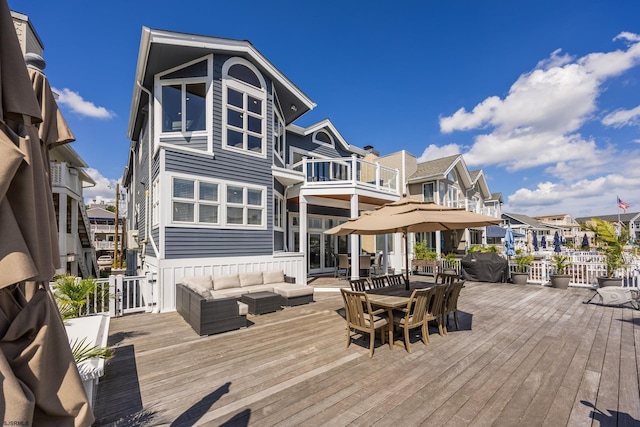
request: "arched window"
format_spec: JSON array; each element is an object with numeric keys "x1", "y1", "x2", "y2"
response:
[
  {"x1": 222, "y1": 58, "x2": 267, "y2": 157},
  {"x1": 313, "y1": 130, "x2": 333, "y2": 146}
]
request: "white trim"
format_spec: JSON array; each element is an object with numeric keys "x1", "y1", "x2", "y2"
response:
[
  {"x1": 221, "y1": 57, "x2": 267, "y2": 159},
  {"x1": 273, "y1": 190, "x2": 284, "y2": 231},
  {"x1": 153, "y1": 54, "x2": 214, "y2": 155}
]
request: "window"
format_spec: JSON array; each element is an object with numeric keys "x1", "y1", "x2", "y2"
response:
[
  {"x1": 423, "y1": 182, "x2": 435, "y2": 202},
  {"x1": 273, "y1": 110, "x2": 285, "y2": 161},
  {"x1": 158, "y1": 59, "x2": 209, "y2": 134},
  {"x1": 313, "y1": 130, "x2": 333, "y2": 146},
  {"x1": 226, "y1": 185, "x2": 264, "y2": 226},
  {"x1": 438, "y1": 182, "x2": 446, "y2": 205},
  {"x1": 222, "y1": 58, "x2": 267, "y2": 157},
  {"x1": 171, "y1": 177, "x2": 219, "y2": 225},
  {"x1": 447, "y1": 168, "x2": 458, "y2": 183},
  {"x1": 274, "y1": 192, "x2": 284, "y2": 230},
  {"x1": 448, "y1": 185, "x2": 458, "y2": 207}
]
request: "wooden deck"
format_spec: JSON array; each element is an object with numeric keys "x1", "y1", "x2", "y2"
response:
[{"x1": 93, "y1": 280, "x2": 640, "y2": 426}]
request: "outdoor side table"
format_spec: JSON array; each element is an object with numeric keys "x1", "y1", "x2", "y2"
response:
[{"x1": 241, "y1": 292, "x2": 283, "y2": 315}]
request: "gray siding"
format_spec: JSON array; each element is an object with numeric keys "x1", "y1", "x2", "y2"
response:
[
  {"x1": 160, "y1": 135, "x2": 208, "y2": 151},
  {"x1": 286, "y1": 130, "x2": 353, "y2": 164},
  {"x1": 160, "y1": 54, "x2": 275, "y2": 259},
  {"x1": 274, "y1": 179, "x2": 284, "y2": 195},
  {"x1": 165, "y1": 227, "x2": 272, "y2": 258}
]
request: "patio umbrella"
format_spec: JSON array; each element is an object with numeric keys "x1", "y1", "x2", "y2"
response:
[
  {"x1": 540, "y1": 235, "x2": 547, "y2": 249},
  {"x1": 0, "y1": 0, "x2": 93, "y2": 424},
  {"x1": 532, "y1": 231, "x2": 539, "y2": 252},
  {"x1": 582, "y1": 233, "x2": 590, "y2": 250},
  {"x1": 325, "y1": 197, "x2": 501, "y2": 288},
  {"x1": 527, "y1": 230, "x2": 533, "y2": 253},
  {"x1": 504, "y1": 226, "x2": 515, "y2": 258},
  {"x1": 553, "y1": 231, "x2": 562, "y2": 253}
]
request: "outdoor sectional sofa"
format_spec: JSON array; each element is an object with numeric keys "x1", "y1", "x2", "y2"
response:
[{"x1": 176, "y1": 270, "x2": 314, "y2": 335}]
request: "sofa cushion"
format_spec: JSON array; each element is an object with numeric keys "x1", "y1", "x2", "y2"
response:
[
  {"x1": 244, "y1": 285, "x2": 274, "y2": 293},
  {"x1": 239, "y1": 272, "x2": 264, "y2": 287},
  {"x1": 213, "y1": 274, "x2": 241, "y2": 290},
  {"x1": 262, "y1": 270, "x2": 285, "y2": 284},
  {"x1": 182, "y1": 275, "x2": 213, "y2": 297},
  {"x1": 272, "y1": 284, "x2": 314, "y2": 298},
  {"x1": 209, "y1": 288, "x2": 247, "y2": 299}
]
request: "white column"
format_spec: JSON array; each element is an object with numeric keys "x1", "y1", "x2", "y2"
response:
[
  {"x1": 300, "y1": 193, "x2": 308, "y2": 279},
  {"x1": 435, "y1": 230, "x2": 442, "y2": 256},
  {"x1": 382, "y1": 234, "x2": 389, "y2": 274},
  {"x1": 350, "y1": 193, "x2": 359, "y2": 279}
]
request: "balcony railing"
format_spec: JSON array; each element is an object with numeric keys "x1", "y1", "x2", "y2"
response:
[
  {"x1": 292, "y1": 156, "x2": 399, "y2": 194},
  {"x1": 50, "y1": 162, "x2": 82, "y2": 196}
]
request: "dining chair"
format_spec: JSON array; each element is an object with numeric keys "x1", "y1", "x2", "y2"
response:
[
  {"x1": 369, "y1": 276, "x2": 387, "y2": 289},
  {"x1": 340, "y1": 288, "x2": 391, "y2": 357},
  {"x1": 349, "y1": 278, "x2": 370, "y2": 292},
  {"x1": 441, "y1": 281, "x2": 465, "y2": 334},
  {"x1": 428, "y1": 284, "x2": 448, "y2": 336},
  {"x1": 436, "y1": 271, "x2": 459, "y2": 285},
  {"x1": 369, "y1": 251, "x2": 385, "y2": 277},
  {"x1": 386, "y1": 274, "x2": 405, "y2": 287},
  {"x1": 336, "y1": 254, "x2": 350, "y2": 280},
  {"x1": 392, "y1": 287, "x2": 434, "y2": 353},
  {"x1": 359, "y1": 254, "x2": 372, "y2": 277}
]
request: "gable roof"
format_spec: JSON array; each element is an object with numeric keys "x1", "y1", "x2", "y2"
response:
[
  {"x1": 287, "y1": 118, "x2": 367, "y2": 156},
  {"x1": 575, "y1": 212, "x2": 640, "y2": 224},
  {"x1": 128, "y1": 27, "x2": 316, "y2": 140},
  {"x1": 408, "y1": 154, "x2": 473, "y2": 189},
  {"x1": 502, "y1": 212, "x2": 556, "y2": 230}
]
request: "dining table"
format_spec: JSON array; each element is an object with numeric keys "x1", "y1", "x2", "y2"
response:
[{"x1": 366, "y1": 293, "x2": 409, "y2": 348}]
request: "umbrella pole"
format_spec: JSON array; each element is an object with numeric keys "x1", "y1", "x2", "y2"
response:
[{"x1": 404, "y1": 230, "x2": 410, "y2": 290}]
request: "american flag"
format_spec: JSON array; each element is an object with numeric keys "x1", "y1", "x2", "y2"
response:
[{"x1": 617, "y1": 197, "x2": 630, "y2": 212}]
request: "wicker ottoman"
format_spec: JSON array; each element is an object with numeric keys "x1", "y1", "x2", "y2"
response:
[{"x1": 241, "y1": 292, "x2": 283, "y2": 315}]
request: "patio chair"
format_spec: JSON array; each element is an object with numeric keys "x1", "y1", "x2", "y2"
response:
[
  {"x1": 340, "y1": 288, "x2": 391, "y2": 357},
  {"x1": 336, "y1": 254, "x2": 350, "y2": 280},
  {"x1": 435, "y1": 271, "x2": 459, "y2": 285},
  {"x1": 428, "y1": 284, "x2": 448, "y2": 336},
  {"x1": 392, "y1": 287, "x2": 434, "y2": 353},
  {"x1": 386, "y1": 274, "x2": 405, "y2": 287},
  {"x1": 369, "y1": 252, "x2": 385, "y2": 277},
  {"x1": 359, "y1": 254, "x2": 372, "y2": 277},
  {"x1": 349, "y1": 278, "x2": 370, "y2": 292},
  {"x1": 442, "y1": 281, "x2": 465, "y2": 334},
  {"x1": 370, "y1": 276, "x2": 387, "y2": 289}
]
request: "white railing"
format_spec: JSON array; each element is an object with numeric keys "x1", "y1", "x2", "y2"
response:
[
  {"x1": 295, "y1": 156, "x2": 399, "y2": 194},
  {"x1": 506, "y1": 252, "x2": 640, "y2": 288},
  {"x1": 91, "y1": 224, "x2": 116, "y2": 233},
  {"x1": 93, "y1": 274, "x2": 152, "y2": 317},
  {"x1": 50, "y1": 162, "x2": 82, "y2": 196}
]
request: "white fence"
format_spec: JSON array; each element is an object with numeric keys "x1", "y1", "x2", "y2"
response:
[{"x1": 92, "y1": 274, "x2": 153, "y2": 317}]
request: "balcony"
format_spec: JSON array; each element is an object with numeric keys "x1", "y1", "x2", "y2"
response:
[
  {"x1": 291, "y1": 156, "x2": 399, "y2": 195},
  {"x1": 50, "y1": 162, "x2": 82, "y2": 196}
]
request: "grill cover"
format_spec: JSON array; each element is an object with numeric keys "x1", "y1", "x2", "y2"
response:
[{"x1": 461, "y1": 252, "x2": 508, "y2": 282}]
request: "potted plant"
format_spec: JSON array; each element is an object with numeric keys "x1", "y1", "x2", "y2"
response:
[
  {"x1": 584, "y1": 218, "x2": 629, "y2": 287},
  {"x1": 512, "y1": 249, "x2": 533, "y2": 285},
  {"x1": 441, "y1": 252, "x2": 458, "y2": 274},
  {"x1": 412, "y1": 241, "x2": 437, "y2": 275},
  {"x1": 549, "y1": 254, "x2": 571, "y2": 289}
]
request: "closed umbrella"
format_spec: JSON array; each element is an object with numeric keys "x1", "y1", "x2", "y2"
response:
[
  {"x1": 527, "y1": 230, "x2": 534, "y2": 253},
  {"x1": 540, "y1": 235, "x2": 547, "y2": 249},
  {"x1": 582, "y1": 233, "x2": 590, "y2": 250},
  {"x1": 532, "y1": 231, "x2": 539, "y2": 252},
  {"x1": 553, "y1": 231, "x2": 562, "y2": 253},
  {"x1": 325, "y1": 197, "x2": 501, "y2": 288},
  {"x1": 504, "y1": 226, "x2": 515, "y2": 257},
  {"x1": 0, "y1": 0, "x2": 93, "y2": 424}
]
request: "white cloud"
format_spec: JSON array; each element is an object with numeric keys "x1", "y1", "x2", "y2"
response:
[
  {"x1": 82, "y1": 168, "x2": 121, "y2": 206},
  {"x1": 416, "y1": 143, "x2": 461, "y2": 162},
  {"x1": 53, "y1": 88, "x2": 115, "y2": 119},
  {"x1": 602, "y1": 105, "x2": 640, "y2": 128},
  {"x1": 438, "y1": 32, "x2": 640, "y2": 172}
]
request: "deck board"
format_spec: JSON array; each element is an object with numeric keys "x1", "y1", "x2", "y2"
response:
[{"x1": 93, "y1": 280, "x2": 640, "y2": 426}]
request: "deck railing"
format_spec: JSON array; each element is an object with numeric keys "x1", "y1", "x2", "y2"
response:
[
  {"x1": 92, "y1": 274, "x2": 153, "y2": 317},
  {"x1": 293, "y1": 156, "x2": 399, "y2": 194}
]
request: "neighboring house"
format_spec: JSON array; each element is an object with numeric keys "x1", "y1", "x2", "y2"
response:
[
  {"x1": 13, "y1": 9, "x2": 98, "y2": 278},
  {"x1": 405, "y1": 154, "x2": 502, "y2": 255},
  {"x1": 87, "y1": 205, "x2": 125, "y2": 260},
  {"x1": 123, "y1": 28, "x2": 401, "y2": 312},
  {"x1": 533, "y1": 213, "x2": 583, "y2": 245},
  {"x1": 575, "y1": 212, "x2": 640, "y2": 243},
  {"x1": 502, "y1": 212, "x2": 559, "y2": 250}
]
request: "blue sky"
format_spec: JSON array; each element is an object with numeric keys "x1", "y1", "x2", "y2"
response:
[{"x1": 9, "y1": 0, "x2": 640, "y2": 218}]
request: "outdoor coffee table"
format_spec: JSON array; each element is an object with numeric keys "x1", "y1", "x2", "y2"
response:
[{"x1": 241, "y1": 292, "x2": 283, "y2": 315}]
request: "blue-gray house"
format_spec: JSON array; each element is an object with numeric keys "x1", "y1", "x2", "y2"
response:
[{"x1": 123, "y1": 28, "x2": 400, "y2": 312}]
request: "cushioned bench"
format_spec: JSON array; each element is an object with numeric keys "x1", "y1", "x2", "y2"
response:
[{"x1": 177, "y1": 270, "x2": 314, "y2": 335}]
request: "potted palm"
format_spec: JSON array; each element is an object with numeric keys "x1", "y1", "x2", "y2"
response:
[
  {"x1": 511, "y1": 249, "x2": 533, "y2": 285},
  {"x1": 584, "y1": 218, "x2": 629, "y2": 287},
  {"x1": 549, "y1": 254, "x2": 571, "y2": 289}
]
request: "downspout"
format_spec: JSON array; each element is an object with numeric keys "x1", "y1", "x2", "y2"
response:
[{"x1": 136, "y1": 81, "x2": 160, "y2": 259}]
